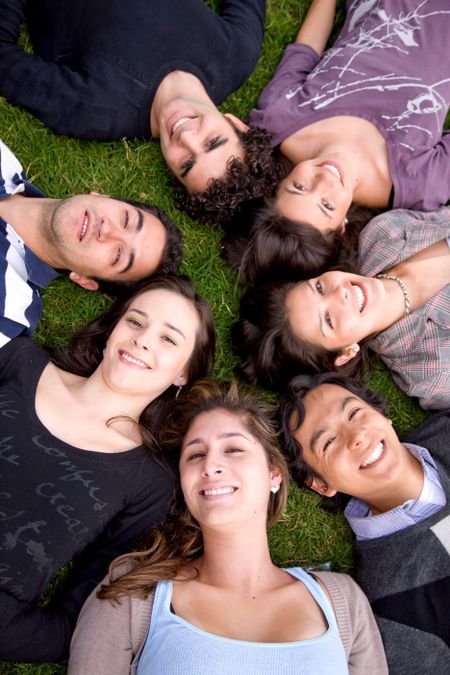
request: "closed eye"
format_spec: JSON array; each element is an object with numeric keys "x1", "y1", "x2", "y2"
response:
[
  {"x1": 225, "y1": 447, "x2": 244, "y2": 454},
  {"x1": 113, "y1": 248, "x2": 121, "y2": 265},
  {"x1": 124, "y1": 210, "x2": 129, "y2": 229},
  {"x1": 323, "y1": 436, "x2": 335, "y2": 451},
  {"x1": 349, "y1": 407, "x2": 362, "y2": 420},
  {"x1": 180, "y1": 158, "x2": 194, "y2": 178},
  {"x1": 126, "y1": 317, "x2": 143, "y2": 328},
  {"x1": 162, "y1": 335, "x2": 177, "y2": 346}
]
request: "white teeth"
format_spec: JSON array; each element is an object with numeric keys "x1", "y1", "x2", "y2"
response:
[
  {"x1": 80, "y1": 214, "x2": 88, "y2": 241},
  {"x1": 353, "y1": 284, "x2": 365, "y2": 312},
  {"x1": 202, "y1": 487, "x2": 235, "y2": 496},
  {"x1": 120, "y1": 351, "x2": 149, "y2": 369},
  {"x1": 360, "y1": 442, "x2": 384, "y2": 468},
  {"x1": 322, "y1": 163, "x2": 341, "y2": 180},
  {"x1": 171, "y1": 117, "x2": 192, "y2": 136}
]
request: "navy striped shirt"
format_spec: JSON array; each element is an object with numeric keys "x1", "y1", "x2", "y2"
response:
[{"x1": 0, "y1": 139, "x2": 58, "y2": 347}]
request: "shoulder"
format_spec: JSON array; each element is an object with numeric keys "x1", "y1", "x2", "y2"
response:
[{"x1": 0, "y1": 336, "x2": 48, "y2": 377}]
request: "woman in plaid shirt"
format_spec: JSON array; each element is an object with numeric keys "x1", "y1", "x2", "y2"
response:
[{"x1": 233, "y1": 206, "x2": 450, "y2": 410}]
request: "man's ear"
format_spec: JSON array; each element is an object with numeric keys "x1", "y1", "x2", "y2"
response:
[
  {"x1": 173, "y1": 372, "x2": 188, "y2": 387},
  {"x1": 69, "y1": 272, "x2": 99, "y2": 291},
  {"x1": 334, "y1": 343, "x2": 360, "y2": 368},
  {"x1": 309, "y1": 477, "x2": 337, "y2": 498},
  {"x1": 224, "y1": 113, "x2": 250, "y2": 133}
]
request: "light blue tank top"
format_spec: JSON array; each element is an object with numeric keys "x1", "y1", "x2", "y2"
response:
[{"x1": 136, "y1": 567, "x2": 349, "y2": 675}]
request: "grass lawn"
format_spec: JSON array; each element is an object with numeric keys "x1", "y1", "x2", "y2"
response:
[{"x1": 0, "y1": 1, "x2": 436, "y2": 672}]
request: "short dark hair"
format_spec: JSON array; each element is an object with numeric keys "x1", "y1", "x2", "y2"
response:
[
  {"x1": 177, "y1": 125, "x2": 282, "y2": 226},
  {"x1": 236, "y1": 202, "x2": 374, "y2": 285},
  {"x1": 278, "y1": 372, "x2": 386, "y2": 501},
  {"x1": 93, "y1": 197, "x2": 183, "y2": 294},
  {"x1": 51, "y1": 275, "x2": 216, "y2": 444},
  {"x1": 232, "y1": 280, "x2": 370, "y2": 390}
]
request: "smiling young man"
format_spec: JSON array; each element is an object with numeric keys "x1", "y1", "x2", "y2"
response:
[
  {"x1": 279, "y1": 371, "x2": 450, "y2": 675},
  {"x1": 0, "y1": 0, "x2": 266, "y2": 215},
  {"x1": 0, "y1": 139, "x2": 182, "y2": 347}
]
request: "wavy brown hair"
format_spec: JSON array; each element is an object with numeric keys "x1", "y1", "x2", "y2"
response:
[
  {"x1": 98, "y1": 379, "x2": 289, "y2": 601},
  {"x1": 51, "y1": 275, "x2": 216, "y2": 446}
]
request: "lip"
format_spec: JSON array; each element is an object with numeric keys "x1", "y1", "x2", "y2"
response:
[
  {"x1": 118, "y1": 349, "x2": 151, "y2": 370},
  {"x1": 351, "y1": 282, "x2": 367, "y2": 313},
  {"x1": 200, "y1": 485, "x2": 237, "y2": 499},
  {"x1": 79, "y1": 211, "x2": 89, "y2": 242},
  {"x1": 167, "y1": 112, "x2": 198, "y2": 141},
  {"x1": 360, "y1": 440, "x2": 385, "y2": 470},
  {"x1": 316, "y1": 161, "x2": 345, "y2": 187}
]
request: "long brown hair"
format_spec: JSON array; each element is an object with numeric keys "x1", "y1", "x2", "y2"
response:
[{"x1": 98, "y1": 379, "x2": 289, "y2": 601}]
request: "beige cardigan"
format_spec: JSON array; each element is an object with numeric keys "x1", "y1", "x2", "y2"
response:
[{"x1": 68, "y1": 571, "x2": 388, "y2": 675}]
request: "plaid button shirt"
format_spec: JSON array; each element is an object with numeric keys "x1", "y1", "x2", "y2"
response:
[{"x1": 359, "y1": 206, "x2": 450, "y2": 410}]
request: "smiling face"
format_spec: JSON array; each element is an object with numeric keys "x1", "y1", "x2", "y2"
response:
[
  {"x1": 276, "y1": 160, "x2": 353, "y2": 232},
  {"x1": 42, "y1": 194, "x2": 167, "y2": 287},
  {"x1": 292, "y1": 384, "x2": 410, "y2": 506},
  {"x1": 158, "y1": 99, "x2": 248, "y2": 193},
  {"x1": 101, "y1": 288, "x2": 199, "y2": 398},
  {"x1": 180, "y1": 409, "x2": 282, "y2": 530},
  {"x1": 285, "y1": 271, "x2": 387, "y2": 364}
]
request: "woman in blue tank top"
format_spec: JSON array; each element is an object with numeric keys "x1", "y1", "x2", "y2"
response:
[{"x1": 68, "y1": 380, "x2": 387, "y2": 674}]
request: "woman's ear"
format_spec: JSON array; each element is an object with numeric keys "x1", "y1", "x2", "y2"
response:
[
  {"x1": 269, "y1": 467, "x2": 283, "y2": 490},
  {"x1": 173, "y1": 372, "x2": 188, "y2": 387},
  {"x1": 334, "y1": 343, "x2": 360, "y2": 367},
  {"x1": 309, "y1": 477, "x2": 337, "y2": 498}
]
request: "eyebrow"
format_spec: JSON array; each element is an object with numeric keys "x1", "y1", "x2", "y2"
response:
[
  {"x1": 120, "y1": 209, "x2": 144, "y2": 275},
  {"x1": 183, "y1": 431, "x2": 248, "y2": 450},
  {"x1": 127, "y1": 308, "x2": 187, "y2": 340},
  {"x1": 284, "y1": 188, "x2": 333, "y2": 219},
  {"x1": 309, "y1": 396, "x2": 359, "y2": 455},
  {"x1": 181, "y1": 137, "x2": 229, "y2": 178},
  {"x1": 306, "y1": 280, "x2": 325, "y2": 338}
]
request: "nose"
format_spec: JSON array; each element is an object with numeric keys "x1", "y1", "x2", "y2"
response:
[
  {"x1": 132, "y1": 336, "x2": 149, "y2": 351},
  {"x1": 333, "y1": 283, "x2": 350, "y2": 306},
  {"x1": 97, "y1": 218, "x2": 124, "y2": 242},
  {"x1": 345, "y1": 424, "x2": 367, "y2": 451},
  {"x1": 201, "y1": 455, "x2": 224, "y2": 478},
  {"x1": 179, "y1": 129, "x2": 201, "y2": 153}
]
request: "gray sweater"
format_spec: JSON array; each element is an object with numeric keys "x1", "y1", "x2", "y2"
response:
[{"x1": 354, "y1": 410, "x2": 450, "y2": 675}]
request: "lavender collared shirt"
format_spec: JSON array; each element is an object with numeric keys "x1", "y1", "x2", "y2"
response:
[{"x1": 345, "y1": 443, "x2": 446, "y2": 541}]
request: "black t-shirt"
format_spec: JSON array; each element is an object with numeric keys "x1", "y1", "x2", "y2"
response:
[{"x1": 0, "y1": 337, "x2": 173, "y2": 660}]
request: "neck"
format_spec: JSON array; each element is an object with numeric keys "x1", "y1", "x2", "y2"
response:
[
  {"x1": 369, "y1": 446, "x2": 424, "y2": 515},
  {"x1": 150, "y1": 71, "x2": 210, "y2": 136},
  {"x1": 0, "y1": 194, "x2": 58, "y2": 265},
  {"x1": 195, "y1": 523, "x2": 279, "y2": 593},
  {"x1": 374, "y1": 276, "x2": 410, "y2": 331},
  {"x1": 60, "y1": 365, "x2": 156, "y2": 433}
]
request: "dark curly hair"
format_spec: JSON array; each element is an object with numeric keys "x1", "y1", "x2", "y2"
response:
[
  {"x1": 278, "y1": 371, "x2": 386, "y2": 510},
  {"x1": 232, "y1": 280, "x2": 370, "y2": 391},
  {"x1": 177, "y1": 124, "x2": 283, "y2": 226}
]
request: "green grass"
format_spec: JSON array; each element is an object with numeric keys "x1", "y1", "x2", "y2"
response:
[{"x1": 0, "y1": 1, "x2": 433, "y2": 671}]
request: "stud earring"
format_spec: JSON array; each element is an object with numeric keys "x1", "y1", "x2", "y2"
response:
[{"x1": 270, "y1": 485, "x2": 280, "y2": 494}]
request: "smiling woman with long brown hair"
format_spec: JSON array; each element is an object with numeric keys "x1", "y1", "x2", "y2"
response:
[
  {"x1": 68, "y1": 380, "x2": 387, "y2": 675},
  {"x1": 0, "y1": 275, "x2": 215, "y2": 663}
]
